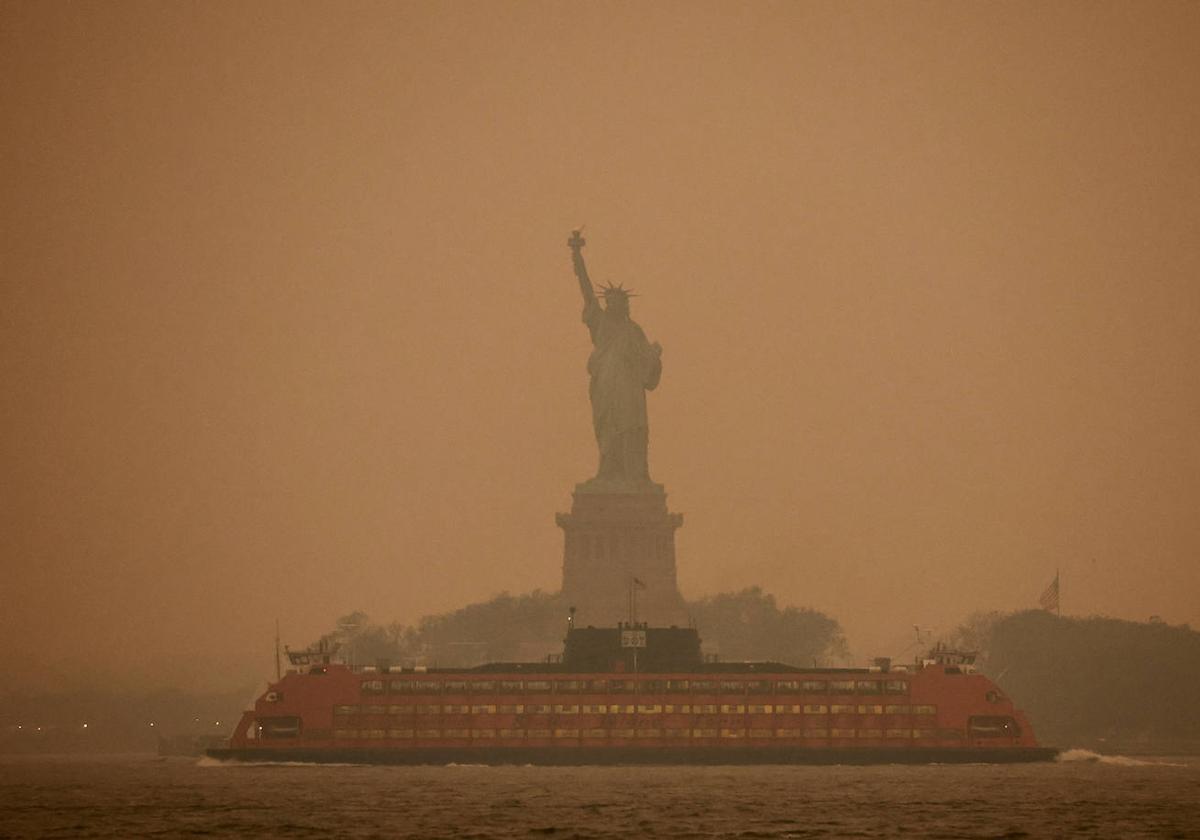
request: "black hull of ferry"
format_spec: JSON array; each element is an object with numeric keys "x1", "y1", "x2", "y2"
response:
[{"x1": 207, "y1": 745, "x2": 1058, "y2": 766}]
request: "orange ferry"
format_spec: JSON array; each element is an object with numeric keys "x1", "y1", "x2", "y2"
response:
[{"x1": 209, "y1": 624, "x2": 1055, "y2": 764}]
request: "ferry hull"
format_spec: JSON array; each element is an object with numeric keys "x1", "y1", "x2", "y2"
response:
[{"x1": 207, "y1": 745, "x2": 1058, "y2": 765}]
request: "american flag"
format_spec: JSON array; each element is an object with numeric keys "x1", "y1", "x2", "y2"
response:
[{"x1": 1038, "y1": 572, "x2": 1060, "y2": 614}]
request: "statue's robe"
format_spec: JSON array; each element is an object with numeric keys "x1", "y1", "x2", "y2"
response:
[{"x1": 583, "y1": 299, "x2": 662, "y2": 483}]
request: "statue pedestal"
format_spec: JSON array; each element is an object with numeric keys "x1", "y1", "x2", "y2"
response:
[{"x1": 556, "y1": 485, "x2": 687, "y2": 627}]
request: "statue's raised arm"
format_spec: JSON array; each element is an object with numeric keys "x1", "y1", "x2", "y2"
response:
[{"x1": 567, "y1": 229, "x2": 598, "y2": 310}]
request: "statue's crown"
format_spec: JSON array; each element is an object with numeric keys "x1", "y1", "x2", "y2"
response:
[{"x1": 597, "y1": 282, "x2": 637, "y2": 301}]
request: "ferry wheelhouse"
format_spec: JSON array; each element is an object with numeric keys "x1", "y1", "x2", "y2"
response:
[{"x1": 209, "y1": 624, "x2": 1054, "y2": 764}]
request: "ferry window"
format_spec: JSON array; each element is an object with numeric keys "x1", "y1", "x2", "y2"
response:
[
  {"x1": 444, "y1": 728, "x2": 469, "y2": 738},
  {"x1": 776, "y1": 728, "x2": 801, "y2": 737},
  {"x1": 885, "y1": 680, "x2": 908, "y2": 695},
  {"x1": 364, "y1": 704, "x2": 386, "y2": 715},
  {"x1": 608, "y1": 680, "x2": 629, "y2": 693},
  {"x1": 499, "y1": 729, "x2": 525, "y2": 738},
  {"x1": 719, "y1": 704, "x2": 745, "y2": 714},
  {"x1": 663, "y1": 704, "x2": 690, "y2": 714},
  {"x1": 690, "y1": 680, "x2": 718, "y2": 693},
  {"x1": 469, "y1": 681, "x2": 495, "y2": 693},
  {"x1": 885, "y1": 729, "x2": 911, "y2": 739},
  {"x1": 527, "y1": 728, "x2": 553, "y2": 738},
  {"x1": 803, "y1": 705, "x2": 828, "y2": 715},
  {"x1": 498, "y1": 680, "x2": 523, "y2": 693},
  {"x1": 525, "y1": 704, "x2": 552, "y2": 714},
  {"x1": 775, "y1": 680, "x2": 800, "y2": 693},
  {"x1": 968, "y1": 715, "x2": 1020, "y2": 738},
  {"x1": 333, "y1": 729, "x2": 357, "y2": 739},
  {"x1": 830, "y1": 704, "x2": 855, "y2": 714},
  {"x1": 583, "y1": 704, "x2": 607, "y2": 714},
  {"x1": 470, "y1": 704, "x2": 496, "y2": 714},
  {"x1": 800, "y1": 680, "x2": 827, "y2": 694},
  {"x1": 855, "y1": 680, "x2": 881, "y2": 695},
  {"x1": 829, "y1": 680, "x2": 856, "y2": 694},
  {"x1": 641, "y1": 680, "x2": 665, "y2": 693},
  {"x1": 665, "y1": 728, "x2": 689, "y2": 738},
  {"x1": 802, "y1": 728, "x2": 828, "y2": 738},
  {"x1": 584, "y1": 679, "x2": 608, "y2": 692},
  {"x1": 775, "y1": 704, "x2": 800, "y2": 714},
  {"x1": 635, "y1": 729, "x2": 661, "y2": 738},
  {"x1": 747, "y1": 680, "x2": 771, "y2": 695},
  {"x1": 555, "y1": 680, "x2": 580, "y2": 693},
  {"x1": 525, "y1": 680, "x2": 552, "y2": 693},
  {"x1": 367, "y1": 729, "x2": 386, "y2": 739},
  {"x1": 361, "y1": 680, "x2": 385, "y2": 695},
  {"x1": 667, "y1": 679, "x2": 690, "y2": 691},
  {"x1": 913, "y1": 728, "x2": 936, "y2": 738},
  {"x1": 471, "y1": 729, "x2": 496, "y2": 738},
  {"x1": 499, "y1": 704, "x2": 523, "y2": 714},
  {"x1": 417, "y1": 729, "x2": 440, "y2": 738},
  {"x1": 636, "y1": 704, "x2": 662, "y2": 714},
  {"x1": 443, "y1": 680, "x2": 468, "y2": 693},
  {"x1": 416, "y1": 704, "x2": 440, "y2": 714},
  {"x1": 390, "y1": 680, "x2": 414, "y2": 693},
  {"x1": 719, "y1": 681, "x2": 745, "y2": 695},
  {"x1": 388, "y1": 728, "x2": 413, "y2": 739},
  {"x1": 913, "y1": 704, "x2": 937, "y2": 715},
  {"x1": 884, "y1": 705, "x2": 911, "y2": 715},
  {"x1": 260, "y1": 716, "x2": 301, "y2": 739},
  {"x1": 421, "y1": 681, "x2": 443, "y2": 694},
  {"x1": 387, "y1": 705, "x2": 411, "y2": 715},
  {"x1": 692, "y1": 728, "x2": 718, "y2": 738},
  {"x1": 554, "y1": 728, "x2": 580, "y2": 738},
  {"x1": 334, "y1": 705, "x2": 360, "y2": 715},
  {"x1": 586, "y1": 728, "x2": 607, "y2": 738},
  {"x1": 859, "y1": 728, "x2": 882, "y2": 738},
  {"x1": 749, "y1": 728, "x2": 772, "y2": 738},
  {"x1": 554, "y1": 705, "x2": 579, "y2": 714},
  {"x1": 749, "y1": 704, "x2": 772, "y2": 714},
  {"x1": 857, "y1": 704, "x2": 883, "y2": 715},
  {"x1": 694, "y1": 704, "x2": 717, "y2": 714}
]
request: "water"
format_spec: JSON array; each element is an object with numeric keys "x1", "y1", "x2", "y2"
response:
[{"x1": 1, "y1": 752, "x2": 1197, "y2": 838}]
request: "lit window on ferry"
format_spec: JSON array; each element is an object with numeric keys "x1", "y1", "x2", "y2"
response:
[
  {"x1": 803, "y1": 728, "x2": 828, "y2": 738},
  {"x1": 611, "y1": 728, "x2": 635, "y2": 738},
  {"x1": 775, "y1": 704, "x2": 800, "y2": 714},
  {"x1": 855, "y1": 681, "x2": 881, "y2": 695},
  {"x1": 913, "y1": 704, "x2": 937, "y2": 715},
  {"x1": 364, "y1": 705, "x2": 386, "y2": 715},
  {"x1": 389, "y1": 680, "x2": 418, "y2": 694},
  {"x1": 747, "y1": 680, "x2": 771, "y2": 695},
  {"x1": 361, "y1": 680, "x2": 385, "y2": 695},
  {"x1": 831, "y1": 728, "x2": 856, "y2": 738},
  {"x1": 663, "y1": 704, "x2": 689, "y2": 714},
  {"x1": 748, "y1": 704, "x2": 772, "y2": 714},
  {"x1": 720, "y1": 681, "x2": 745, "y2": 695},
  {"x1": 443, "y1": 681, "x2": 468, "y2": 693},
  {"x1": 775, "y1": 680, "x2": 800, "y2": 693},
  {"x1": 830, "y1": 704, "x2": 855, "y2": 714},
  {"x1": 554, "y1": 705, "x2": 579, "y2": 714},
  {"x1": 471, "y1": 705, "x2": 496, "y2": 714},
  {"x1": 637, "y1": 704, "x2": 662, "y2": 714},
  {"x1": 776, "y1": 728, "x2": 802, "y2": 737},
  {"x1": 857, "y1": 704, "x2": 883, "y2": 715},
  {"x1": 692, "y1": 728, "x2": 718, "y2": 738},
  {"x1": 499, "y1": 729, "x2": 525, "y2": 738},
  {"x1": 829, "y1": 680, "x2": 856, "y2": 694},
  {"x1": 469, "y1": 681, "x2": 495, "y2": 693},
  {"x1": 719, "y1": 728, "x2": 745, "y2": 738},
  {"x1": 498, "y1": 680, "x2": 523, "y2": 693},
  {"x1": 387, "y1": 705, "x2": 412, "y2": 715},
  {"x1": 885, "y1": 680, "x2": 908, "y2": 695},
  {"x1": 583, "y1": 704, "x2": 607, "y2": 714},
  {"x1": 417, "y1": 729, "x2": 439, "y2": 738},
  {"x1": 525, "y1": 680, "x2": 552, "y2": 693},
  {"x1": 527, "y1": 729, "x2": 553, "y2": 738},
  {"x1": 885, "y1": 705, "x2": 911, "y2": 715},
  {"x1": 667, "y1": 679, "x2": 690, "y2": 691},
  {"x1": 387, "y1": 728, "x2": 413, "y2": 739},
  {"x1": 499, "y1": 704, "x2": 522, "y2": 714},
  {"x1": 885, "y1": 729, "x2": 911, "y2": 739},
  {"x1": 665, "y1": 728, "x2": 689, "y2": 738},
  {"x1": 334, "y1": 705, "x2": 359, "y2": 715},
  {"x1": 636, "y1": 680, "x2": 662, "y2": 693},
  {"x1": 635, "y1": 729, "x2": 661, "y2": 738},
  {"x1": 858, "y1": 728, "x2": 883, "y2": 738},
  {"x1": 720, "y1": 704, "x2": 746, "y2": 714},
  {"x1": 690, "y1": 680, "x2": 718, "y2": 693},
  {"x1": 800, "y1": 680, "x2": 827, "y2": 694},
  {"x1": 584, "y1": 679, "x2": 608, "y2": 692},
  {"x1": 525, "y1": 704, "x2": 552, "y2": 714},
  {"x1": 260, "y1": 716, "x2": 301, "y2": 738},
  {"x1": 556, "y1": 680, "x2": 580, "y2": 693},
  {"x1": 445, "y1": 704, "x2": 470, "y2": 715},
  {"x1": 554, "y1": 728, "x2": 580, "y2": 738},
  {"x1": 607, "y1": 680, "x2": 629, "y2": 693},
  {"x1": 803, "y1": 705, "x2": 828, "y2": 715}
]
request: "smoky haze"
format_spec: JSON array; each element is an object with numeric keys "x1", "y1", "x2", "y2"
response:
[{"x1": 2, "y1": 2, "x2": 1198, "y2": 694}]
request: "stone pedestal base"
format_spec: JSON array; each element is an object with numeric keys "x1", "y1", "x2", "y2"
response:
[{"x1": 556, "y1": 485, "x2": 687, "y2": 627}]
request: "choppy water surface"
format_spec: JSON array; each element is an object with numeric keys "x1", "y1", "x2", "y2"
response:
[{"x1": 1, "y1": 751, "x2": 1197, "y2": 838}]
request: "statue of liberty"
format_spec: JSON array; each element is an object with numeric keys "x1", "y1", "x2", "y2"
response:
[{"x1": 567, "y1": 230, "x2": 663, "y2": 489}]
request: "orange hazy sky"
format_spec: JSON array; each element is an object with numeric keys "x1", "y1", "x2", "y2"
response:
[{"x1": 3, "y1": 1, "x2": 1198, "y2": 692}]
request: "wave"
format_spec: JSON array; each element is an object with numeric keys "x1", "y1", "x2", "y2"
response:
[
  {"x1": 195, "y1": 757, "x2": 359, "y2": 768},
  {"x1": 1056, "y1": 748, "x2": 1187, "y2": 767}
]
